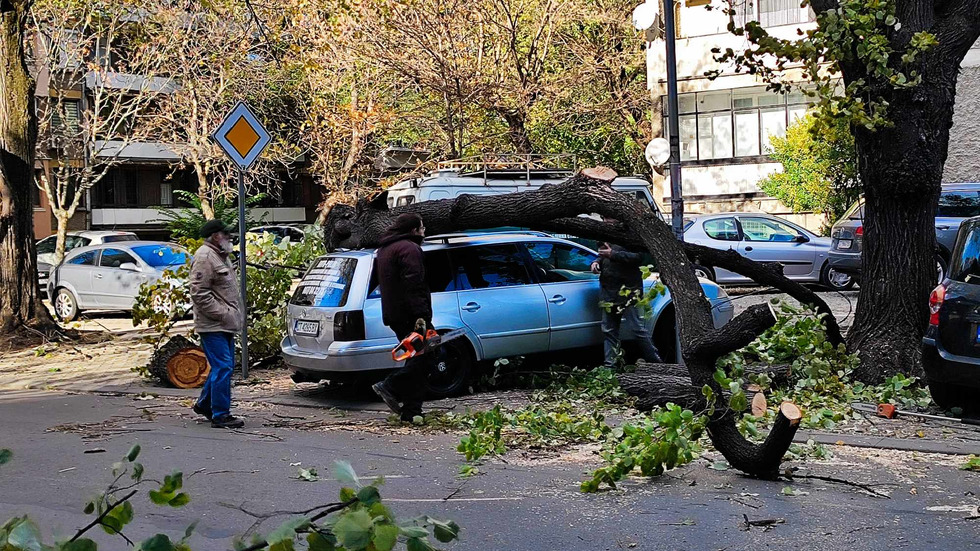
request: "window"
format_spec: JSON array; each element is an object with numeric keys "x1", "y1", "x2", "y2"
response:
[
  {"x1": 36, "y1": 237, "x2": 55, "y2": 255},
  {"x1": 291, "y1": 257, "x2": 357, "y2": 307},
  {"x1": 525, "y1": 242, "x2": 598, "y2": 282},
  {"x1": 367, "y1": 250, "x2": 457, "y2": 299},
  {"x1": 703, "y1": 218, "x2": 740, "y2": 241},
  {"x1": 65, "y1": 235, "x2": 91, "y2": 251},
  {"x1": 740, "y1": 217, "x2": 801, "y2": 242},
  {"x1": 131, "y1": 245, "x2": 188, "y2": 268},
  {"x1": 843, "y1": 200, "x2": 864, "y2": 220},
  {"x1": 99, "y1": 248, "x2": 137, "y2": 268},
  {"x1": 102, "y1": 234, "x2": 137, "y2": 243},
  {"x1": 50, "y1": 100, "x2": 81, "y2": 135},
  {"x1": 664, "y1": 87, "x2": 816, "y2": 161},
  {"x1": 951, "y1": 223, "x2": 980, "y2": 283},
  {"x1": 938, "y1": 191, "x2": 980, "y2": 218},
  {"x1": 737, "y1": 0, "x2": 815, "y2": 27},
  {"x1": 451, "y1": 245, "x2": 532, "y2": 290},
  {"x1": 68, "y1": 250, "x2": 96, "y2": 265}
]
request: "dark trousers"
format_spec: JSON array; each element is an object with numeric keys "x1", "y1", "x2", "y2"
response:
[{"x1": 385, "y1": 323, "x2": 434, "y2": 417}]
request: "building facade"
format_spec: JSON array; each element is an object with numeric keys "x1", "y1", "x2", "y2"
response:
[{"x1": 643, "y1": 1, "x2": 980, "y2": 231}]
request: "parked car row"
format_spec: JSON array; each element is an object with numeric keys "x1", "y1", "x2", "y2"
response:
[{"x1": 281, "y1": 232, "x2": 735, "y2": 397}]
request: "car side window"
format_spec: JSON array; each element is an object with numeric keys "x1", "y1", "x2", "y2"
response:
[
  {"x1": 703, "y1": 218, "x2": 740, "y2": 241},
  {"x1": 36, "y1": 237, "x2": 55, "y2": 254},
  {"x1": 451, "y1": 244, "x2": 532, "y2": 290},
  {"x1": 525, "y1": 242, "x2": 598, "y2": 282},
  {"x1": 951, "y1": 223, "x2": 980, "y2": 283},
  {"x1": 367, "y1": 249, "x2": 458, "y2": 298},
  {"x1": 68, "y1": 251, "x2": 96, "y2": 265},
  {"x1": 99, "y1": 248, "x2": 137, "y2": 268},
  {"x1": 740, "y1": 217, "x2": 800, "y2": 242},
  {"x1": 938, "y1": 191, "x2": 980, "y2": 218}
]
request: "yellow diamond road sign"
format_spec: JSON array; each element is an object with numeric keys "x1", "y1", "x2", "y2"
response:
[{"x1": 213, "y1": 102, "x2": 271, "y2": 169}]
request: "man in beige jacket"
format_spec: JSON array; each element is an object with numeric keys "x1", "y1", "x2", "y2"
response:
[{"x1": 190, "y1": 219, "x2": 245, "y2": 428}]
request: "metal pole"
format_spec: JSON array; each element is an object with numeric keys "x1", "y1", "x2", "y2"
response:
[
  {"x1": 663, "y1": 0, "x2": 685, "y2": 242},
  {"x1": 237, "y1": 168, "x2": 249, "y2": 378}
]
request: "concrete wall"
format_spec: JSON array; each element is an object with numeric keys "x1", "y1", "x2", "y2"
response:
[{"x1": 945, "y1": 39, "x2": 980, "y2": 184}]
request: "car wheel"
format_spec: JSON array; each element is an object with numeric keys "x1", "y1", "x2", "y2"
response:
[
  {"x1": 820, "y1": 262, "x2": 855, "y2": 291},
  {"x1": 928, "y1": 381, "x2": 973, "y2": 412},
  {"x1": 692, "y1": 264, "x2": 715, "y2": 281},
  {"x1": 936, "y1": 254, "x2": 948, "y2": 284},
  {"x1": 425, "y1": 337, "x2": 474, "y2": 399},
  {"x1": 54, "y1": 288, "x2": 79, "y2": 322}
]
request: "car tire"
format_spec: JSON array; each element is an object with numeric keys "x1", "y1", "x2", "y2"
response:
[
  {"x1": 54, "y1": 288, "x2": 79, "y2": 322},
  {"x1": 692, "y1": 264, "x2": 715, "y2": 281},
  {"x1": 820, "y1": 262, "x2": 855, "y2": 291},
  {"x1": 928, "y1": 381, "x2": 973, "y2": 412},
  {"x1": 425, "y1": 336, "x2": 474, "y2": 399},
  {"x1": 936, "y1": 254, "x2": 948, "y2": 284}
]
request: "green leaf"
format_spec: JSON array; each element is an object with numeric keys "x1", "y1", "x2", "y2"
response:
[
  {"x1": 126, "y1": 445, "x2": 141, "y2": 462},
  {"x1": 332, "y1": 461, "x2": 361, "y2": 488},
  {"x1": 182, "y1": 521, "x2": 198, "y2": 541},
  {"x1": 83, "y1": 501, "x2": 95, "y2": 515},
  {"x1": 708, "y1": 461, "x2": 730, "y2": 471},
  {"x1": 307, "y1": 532, "x2": 336, "y2": 551},
  {"x1": 297, "y1": 468, "x2": 319, "y2": 482},
  {"x1": 372, "y1": 524, "x2": 399, "y2": 551},
  {"x1": 59, "y1": 538, "x2": 98, "y2": 551},
  {"x1": 265, "y1": 517, "x2": 311, "y2": 547},
  {"x1": 356, "y1": 486, "x2": 380, "y2": 506},
  {"x1": 430, "y1": 519, "x2": 460, "y2": 543},
  {"x1": 168, "y1": 493, "x2": 190, "y2": 508},
  {"x1": 0, "y1": 449, "x2": 11, "y2": 466},
  {"x1": 398, "y1": 525, "x2": 429, "y2": 539},
  {"x1": 131, "y1": 463, "x2": 144, "y2": 482},
  {"x1": 149, "y1": 490, "x2": 171, "y2": 505},
  {"x1": 136, "y1": 534, "x2": 175, "y2": 551},
  {"x1": 101, "y1": 500, "x2": 134, "y2": 535},
  {"x1": 333, "y1": 509, "x2": 373, "y2": 550}
]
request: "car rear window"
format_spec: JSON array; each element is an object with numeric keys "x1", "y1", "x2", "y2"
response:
[
  {"x1": 102, "y1": 234, "x2": 137, "y2": 243},
  {"x1": 290, "y1": 257, "x2": 358, "y2": 307},
  {"x1": 938, "y1": 191, "x2": 980, "y2": 218},
  {"x1": 950, "y1": 223, "x2": 980, "y2": 284},
  {"x1": 843, "y1": 200, "x2": 864, "y2": 220},
  {"x1": 367, "y1": 250, "x2": 457, "y2": 298},
  {"x1": 132, "y1": 244, "x2": 188, "y2": 267}
]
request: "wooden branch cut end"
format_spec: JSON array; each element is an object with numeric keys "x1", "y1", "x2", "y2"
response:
[
  {"x1": 779, "y1": 402, "x2": 802, "y2": 426},
  {"x1": 581, "y1": 167, "x2": 618, "y2": 182},
  {"x1": 751, "y1": 392, "x2": 768, "y2": 417}
]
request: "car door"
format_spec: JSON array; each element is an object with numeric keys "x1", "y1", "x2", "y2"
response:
[
  {"x1": 58, "y1": 250, "x2": 99, "y2": 307},
  {"x1": 523, "y1": 241, "x2": 603, "y2": 351},
  {"x1": 92, "y1": 248, "x2": 143, "y2": 308},
  {"x1": 699, "y1": 217, "x2": 745, "y2": 283},
  {"x1": 736, "y1": 216, "x2": 817, "y2": 278},
  {"x1": 449, "y1": 244, "x2": 550, "y2": 358}
]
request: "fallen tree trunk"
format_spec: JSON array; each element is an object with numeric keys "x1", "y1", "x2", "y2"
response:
[
  {"x1": 324, "y1": 168, "x2": 803, "y2": 478},
  {"x1": 621, "y1": 362, "x2": 790, "y2": 411}
]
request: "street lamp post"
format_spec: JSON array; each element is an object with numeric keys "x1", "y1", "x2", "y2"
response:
[{"x1": 662, "y1": 0, "x2": 684, "y2": 242}]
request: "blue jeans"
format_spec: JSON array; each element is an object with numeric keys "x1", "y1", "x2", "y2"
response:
[
  {"x1": 197, "y1": 332, "x2": 235, "y2": 418},
  {"x1": 602, "y1": 305, "x2": 662, "y2": 367}
]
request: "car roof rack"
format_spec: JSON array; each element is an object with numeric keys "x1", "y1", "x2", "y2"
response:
[
  {"x1": 433, "y1": 154, "x2": 577, "y2": 185},
  {"x1": 424, "y1": 229, "x2": 552, "y2": 244}
]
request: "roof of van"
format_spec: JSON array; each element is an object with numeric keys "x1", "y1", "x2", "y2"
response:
[
  {"x1": 388, "y1": 173, "x2": 650, "y2": 190},
  {"x1": 327, "y1": 232, "x2": 584, "y2": 257}
]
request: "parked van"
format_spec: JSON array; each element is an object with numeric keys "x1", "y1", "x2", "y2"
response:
[{"x1": 384, "y1": 155, "x2": 664, "y2": 221}]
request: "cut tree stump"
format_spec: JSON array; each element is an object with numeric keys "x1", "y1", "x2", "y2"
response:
[{"x1": 147, "y1": 335, "x2": 210, "y2": 389}]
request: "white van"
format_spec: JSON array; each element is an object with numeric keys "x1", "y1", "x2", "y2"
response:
[{"x1": 385, "y1": 156, "x2": 664, "y2": 220}]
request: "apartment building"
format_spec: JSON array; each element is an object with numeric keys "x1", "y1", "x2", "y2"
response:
[{"x1": 642, "y1": 0, "x2": 980, "y2": 231}]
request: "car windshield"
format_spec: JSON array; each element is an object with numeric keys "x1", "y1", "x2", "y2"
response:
[{"x1": 131, "y1": 245, "x2": 188, "y2": 267}]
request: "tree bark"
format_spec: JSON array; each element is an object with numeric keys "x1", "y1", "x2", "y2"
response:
[
  {"x1": 324, "y1": 168, "x2": 802, "y2": 478},
  {"x1": 621, "y1": 361, "x2": 791, "y2": 411},
  {"x1": 0, "y1": 0, "x2": 56, "y2": 334}
]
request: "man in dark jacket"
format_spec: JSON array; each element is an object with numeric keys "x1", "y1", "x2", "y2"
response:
[
  {"x1": 591, "y1": 241, "x2": 663, "y2": 367},
  {"x1": 372, "y1": 213, "x2": 434, "y2": 421}
]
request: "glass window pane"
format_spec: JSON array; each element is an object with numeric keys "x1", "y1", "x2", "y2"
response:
[
  {"x1": 761, "y1": 108, "x2": 787, "y2": 153},
  {"x1": 68, "y1": 250, "x2": 96, "y2": 265},
  {"x1": 698, "y1": 91, "x2": 731, "y2": 112},
  {"x1": 712, "y1": 113, "x2": 733, "y2": 158},
  {"x1": 757, "y1": 93, "x2": 783, "y2": 107},
  {"x1": 789, "y1": 106, "x2": 808, "y2": 124},
  {"x1": 525, "y1": 242, "x2": 598, "y2": 282},
  {"x1": 452, "y1": 245, "x2": 532, "y2": 290},
  {"x1": 741, "y1": 217, "x2": 801, "y2": 242},
  {"x1": 678, "y1": 94, "x2": 696, "y2": 114},
  {"x1": 291, "y1": 257, "x2": 357, "y2": 307},
  {"x1": 735, "y1": 111, "x2": 761, "y2": 156},
  {"x1": 698, "y1": 117, "x2": 714, "y2": 160},
  {"x1": 938, "y1": 192, "x2": 980, "y2": 218},
  {"x1": 99, "y1": 248, "x2": 137, "y2": 268},
  {"x1": 951, "y1": 223, "x2": 980, "y2": 283},
  {"x1": 703, "y1": 218, "x2": 740, "y2": 241},
  {"x1": 131, "y1": 244, "x2": 188, "y2": 268},
  {"x1": 36, "y1": 237, "x2": 55, "y2": 254}
]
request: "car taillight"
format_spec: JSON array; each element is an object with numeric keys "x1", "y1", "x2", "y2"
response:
[
  {"x1": 855, "y1": 226, "x2": 863, "y2": 237},
  {"x1": 334, "y1": 310, "x2": 365, "y2": 341},
  {"x1": 929, "y1": 284, "x2": 946, "y2": 326}
]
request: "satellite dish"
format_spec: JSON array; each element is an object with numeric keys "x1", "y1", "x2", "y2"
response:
[
  {"x1": 632, "y1": 2, "x2": 659, "y2": 32},
  {"x1": 645, "y1": 138, "x2": 671, "y2": 167}
]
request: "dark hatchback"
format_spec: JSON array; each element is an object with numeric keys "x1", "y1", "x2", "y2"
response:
[{"x1": 922, "y1": 215, "x2": 980, "y2": 410}]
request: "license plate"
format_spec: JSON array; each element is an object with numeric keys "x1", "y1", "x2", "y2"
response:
[
  {"x1": 294, "y1": 320, "x2": 320, "y2": 337},
  {"x1": 837, "y1": 239, "x2": 852, "y2": 250}
]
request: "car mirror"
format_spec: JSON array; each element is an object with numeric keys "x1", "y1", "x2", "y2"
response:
[
  {"x1": 119, "y1": 262, "x2": 140, "y2": 271},
  {"x1": 793, "y1": 234, "x2": 809, "y2": 243}
]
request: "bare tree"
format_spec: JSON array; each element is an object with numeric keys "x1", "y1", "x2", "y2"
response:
[{"x1": 31, "y1": 0, "x2": 170, "y2": 263}]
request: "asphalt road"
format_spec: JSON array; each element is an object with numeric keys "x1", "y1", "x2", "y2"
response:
[
  {"x1": 727, "y1": 288, "x2": 860, "y2": 331},
  {"x1": 2, "y1": 390, "x2": 978, "y2": 551}
]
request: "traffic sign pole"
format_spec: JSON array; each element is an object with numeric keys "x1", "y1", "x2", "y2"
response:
[{"x1": 237, "y1": 167, "x2": 249, "y2": 379}]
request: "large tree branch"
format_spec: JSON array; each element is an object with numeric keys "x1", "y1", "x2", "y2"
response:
[{"x1": 934, "y1": 0, "x2": 980, "y2": 60}]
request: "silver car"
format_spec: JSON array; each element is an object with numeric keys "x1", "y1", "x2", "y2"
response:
[
  {"x1": 281, "y1": 232, "x2": 735, "y2": 397},
  {"x1": 48, "y1": 241, "x2": 189, "y2": 321},
  {"x1": 36, "y1": 230, "x2": 138, "y2": 265},
  {"x1": 683, "y1": 213, "x2": 854, "y2": 290}
]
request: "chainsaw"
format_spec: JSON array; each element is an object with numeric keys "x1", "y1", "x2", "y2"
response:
[{"x1": 391, "y1": 318, "x2": 467, "y2": 362}]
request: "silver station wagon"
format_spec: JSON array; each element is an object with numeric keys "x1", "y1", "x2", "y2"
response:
[{"x1": 281, "y1": 232, "x2": 734, "y2": 397}]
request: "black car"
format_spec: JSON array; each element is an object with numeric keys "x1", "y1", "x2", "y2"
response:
[{"x1": 922, "y1": 215, "x2": 980, "y2": 410}]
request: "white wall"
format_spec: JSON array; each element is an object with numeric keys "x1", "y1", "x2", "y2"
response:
[{"x1": 92, "y1": 207, "x2": 306, "y2": 227}]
